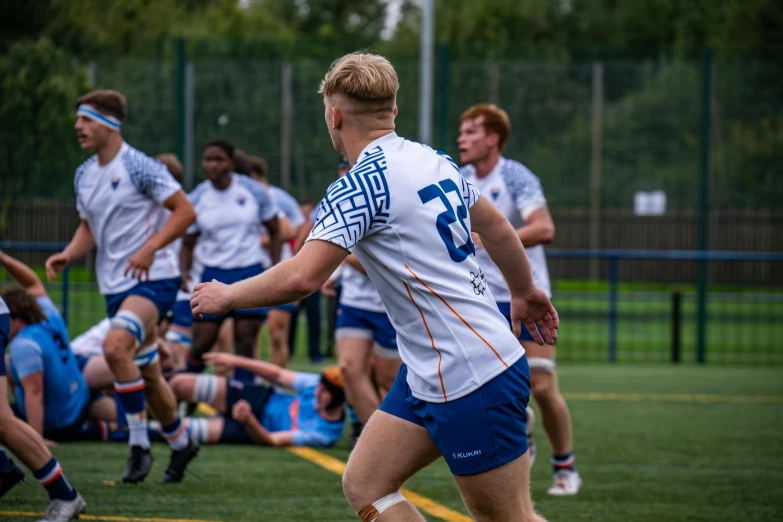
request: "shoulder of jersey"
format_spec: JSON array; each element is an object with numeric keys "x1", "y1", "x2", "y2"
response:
[
  {"x1": 500, "y1": 158, "x2": 543, "y2": 194},
  {"x1": 0, "y1": 298, "x2": 8, "y2": 315},
  {"x1": 188, "y1": 179, "x2": 211, "y2": 204},
  {"x1": 121, "y1": 145, "x2": 165, "y2": 177},
  {"x1": 234, "y1": 173, "x2": 269, "y2": 197},
  {"x1": 74, "y1": 155, "x2": 98, "y2": 186},
  {"x1": 459, "y1": 163, "x2": 476, "y2": 178}
]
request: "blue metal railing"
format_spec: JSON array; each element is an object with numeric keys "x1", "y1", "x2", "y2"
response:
[{"x1": 2, "y1": 241, "x2": 782, "y2": 363}]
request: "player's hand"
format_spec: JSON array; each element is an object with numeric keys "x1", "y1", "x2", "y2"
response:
[
  {"x1": 125, "y1": 246, "x2": 155, "y2": 281},
  {"x1": 320, "y1": 281, "x2": 337, "y2": 297},
  {"x1": 45, "y1": 252, "x2": 70, "y2": 281},
  {"x1": 157, "y1": 340, "x2": 173, "y2": 371},
  {"x1": 202, "y1": 352, "x2": 239, "y2": 370},
  {"x1": 260, "y1": 234, "x2": 270, "y2": 248},
  {"x1": 471, "y1": 232, "x2": 484, "y2": 251},
  {"x1": 510, "y1": 286, "x2": 559, "y2": 345},
  {"x1": 191, "y1": 280, "x2": 232, "y2": 319},
  {"x1": 232, "y1": 399, "x2": 253, "y2": 424},
  {"x1": 44, "y1": 438, "x2": 58, "y2": 448}
]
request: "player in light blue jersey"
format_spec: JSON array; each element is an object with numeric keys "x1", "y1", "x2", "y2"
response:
[
  {"x1": 170, "y1": 354, "x2": 345, "y2": 447},
  {"x1": 0, "y1": 268, "x2": 86, "y2": 519},
  {"x1": 191, "y1": 52, "x2": 555, "y2": 522}
]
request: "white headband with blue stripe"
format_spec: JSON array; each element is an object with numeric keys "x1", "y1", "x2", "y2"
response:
[{"x1": 77, "y1": 104, "x2": 121, "y2": 130}]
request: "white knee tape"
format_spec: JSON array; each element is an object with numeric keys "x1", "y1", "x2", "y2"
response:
[
  {"x1": 528, "y1": 357, "x2": 556, "y2": 373},
  {"x1": 110, "y1": 311, "x2": 145, "y2": 347},
  {"x1": 133, "y1": 343, "x2": 159, "y2": 369},
  {"x1": 194, "y1": 374, "x2": 219, "y2": 403},
  {"x1": 358, "y1": 491, "x2": 406, "y2": 522},
  {"x1": 187, "y1": 417, "x2": 208, "y2": 444}
]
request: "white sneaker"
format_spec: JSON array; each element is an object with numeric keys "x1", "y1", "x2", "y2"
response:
[
  {"x1": 547, "y1": 470, "x2": 582, "y2": 496},
  {"x1": 526, "y1": 406, "x2": 536, "y2": 469},
  {"x1": 38, "y1": 493, "x2": 86, "y2": 522}
]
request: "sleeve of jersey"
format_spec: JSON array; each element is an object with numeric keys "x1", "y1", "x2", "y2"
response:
[
  {"x1": 290, "y1": 372, "x2": 322, "y2": 392},
  {"x1": 74, "y1": 163, "x2": 88, "y2": 219},
  {"x1": 128, "y1": 154, "x2": 181, "y2": 204},
  {"x1": 291, "y1": 430, "x2": 334, "y2": 447},
  {"x1": 244, "y1": 180, "x2": 278, "y2": 223},
  {"x1": 186, "y1": 188, "x2": 202, "y2": 235},
  {"x1": 9, "y1": 338, "x2": 44, "y2": 379},
  {"x1": 509, "y1": 166, "x2": 548, "y2": 220},
  {"x1": 279, "y1": 192, "x2": 306, "y2": 228},
  {"x1": 35, "y1": 297, "x2": 61, "y2": 320},
  {"x1": 460, "y1": 176, "x2": 481, "y2": 208},
  {"x1": 306, "y1": 173, "x2": 381, "y2": 252}
]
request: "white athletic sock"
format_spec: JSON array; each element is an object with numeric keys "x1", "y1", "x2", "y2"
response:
[{"x1": 127, "y1": 413, "x2": 150, "y2": 449}]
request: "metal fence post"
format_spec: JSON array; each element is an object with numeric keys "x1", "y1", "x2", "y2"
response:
[
  {"x1": 696, "y1": 49, "x2": 713, "y2": 364},
  {"x1": 62, "y1": 267, "x2": 70, "y2": 327},
  {"x1": 608, "y1": 256, "x2": 618, "y2": 363},
  {"x1": 437, "y1": 44, "x2": 450, "y2": 152},
  {"x1": 589, "y1": 62, "x2": 604, "y2": 281},
  {"x1": 175, "y1": 38, "x2": 187, "y2": 176},
  {"x1": 671, "y1": 290, "x2": 682, "y2": 363},
  {"x1": 183, "y1": 61, "x2": 195, "y2": 191},
  {"x1": 280, "y1": 62, "x2": 293, "y2": 191}
]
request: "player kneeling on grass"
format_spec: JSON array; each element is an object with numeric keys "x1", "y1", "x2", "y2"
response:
[{"x1": 170, "y1": 353, "x2": 345, "y2": 447}]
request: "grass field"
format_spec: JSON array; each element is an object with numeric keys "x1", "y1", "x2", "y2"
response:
[{"x1": 3, "y1": 362, "x2": 783, "y2": 522}]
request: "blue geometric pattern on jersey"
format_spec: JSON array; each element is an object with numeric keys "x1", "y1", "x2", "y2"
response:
[
  {"x1": 311, "y1": 146, "x2": 390, "y2": 251},
  {"x1": 74, "y1": 156, "x2": 98, "y2": 215},
  {"x1": 122, "y1": 146, "x2": 180, "y2": 203},
  {"x1": 500, "y1": 158, "x2": 547, "y2": 209},
  {"x1": 436, "y1": 150, "x2": 461, "y2": 174},
  {"x1": 236, "y1": 174, "x2": 277, "y2": 222}
]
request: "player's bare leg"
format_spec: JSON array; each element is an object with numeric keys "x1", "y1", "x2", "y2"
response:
[
  {"x1": 372, "y1": 351, "x2": 402, "y2": 400},
  {"x1": 524, "y1": 341, "x2": 581, "y2": 495},
  {"x1": 170, "y1": 373, "x2": 228, "y2": 414},
  {"x1": 268, "y1": 309, "x2": 292, "y2": 368},
  {"x1": 454, "y1": 451, "x2": 546, "y2": 522},
  {"x1": 81, "y1": 355, "x2": 114, "y2": 391},
  {"x1": 337, "y1": 337, "x2": 380, "y2": 423},
  {"x1": 343, "y1": 410, "x2": 441, "y2": 521},
  {"x1": 233, "y1": 318, "x2": 263, "y2": 382},
  {"x1": 188, "y1": 320, "x2": 222, "y2": 373}
]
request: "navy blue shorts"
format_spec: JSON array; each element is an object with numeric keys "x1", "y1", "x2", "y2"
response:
[
  {"x1": 379, "y1": 357, "x2": 531, "y2": 476},
  {"x1": 0, "y1": 312, "x2": 10, "y2": 377},
  {"x1": 75, "y1": 354, "x2": 91, "y2": 373},
  {"x1": 219, "y1": 379, "x2": 274, "y2": 444},
  {"x1": 496, "y1": 302, "x2": 545, "y2": 343},
  {"x1": 271, "y1": 303, "x2": 298, "y2": 314},
  {"x1": 172, "y1": 299, "x2": 193, "y2": 328},
  {"x1": 335, "y1": 304, "x2": 397, "y2": 350},
  {"x1": 199, "y1": 265, "x2": 267, "y2": 321},
  {"x1": 104, "y1": 278, "x2": 182, "y2": 321}
]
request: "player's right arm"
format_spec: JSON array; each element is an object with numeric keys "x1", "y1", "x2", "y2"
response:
[
  {"x1": 45, "y1": 220, "x2": 96, "y2": 281},
  {"x1": 201, "y1": 352, "x2": 298, "y2": 388},
  {"x1": 9, "y1": 338, "x2": 45, "y2": 435},
  {"x1": 470, "y1": 195, "x2": 558, "y2": 343},
  {"x1": 0, "y1": 251, "x2": 47, "y2": 298},
  {"x1": 179, "y1": 233, "x2": 198, "y2": 289}
]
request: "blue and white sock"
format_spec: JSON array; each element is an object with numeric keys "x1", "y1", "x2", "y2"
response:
[
  {"x1": 114, "y1": 378, "x2": 150, "y2": 449},
  {"x1": 33, "y1": 458, "x2": 77, "y2": 501}
]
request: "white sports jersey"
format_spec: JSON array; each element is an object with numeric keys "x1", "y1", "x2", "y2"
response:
[
  {"x1": 71, "y1": 318, "x2": 111, "y2": 358},
  {"x1": 75, "y1": 143, "x2": 182, "y2": 295},
  {"x1": 260, "y1": 185, "x2": 306, "y2": 267},
  {"x1": 340, "y1": 263, "x2": 385, "y2": 313},
  {"x1": 188, "y1": 174, "x2": 278, "y2": 269},
  {"x1": 461, "y1": 158, "x2": 551, "y2": 300},
  {"x1": 307, "y1": 132, "x2": 524, "y2": 403}
]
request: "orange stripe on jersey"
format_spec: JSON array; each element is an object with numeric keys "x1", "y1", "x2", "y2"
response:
[
  {"x1": 289, "y1": 398, "x2": 300, "y2": 430},
  {"x1": 405, "y1": 265, "x2": 508, "y2": 369},
  {"x1": 404, "y1": 282, "x2": 447, "y2": 402}
]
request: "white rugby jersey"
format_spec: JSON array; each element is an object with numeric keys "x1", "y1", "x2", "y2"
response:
[
  {"x1": 260, "y1": 185, "x2": 306, "y2": 267},
  {"x1": 75, "y1": 143, "x2": 182, "y2": 295},
  {"x1": 71, "y1": 318, "x2": 111, "y2": 358},
  {"x1": 307, "y1": 132, "x2": 524, "y2": 403},
  {"x1": 461, "y1": 158, "x2": 551, "y2": 300},
  {"x1": 188, "y1": 174, "x2": 278, "y2": 269},
  {"x1": 340, "y1": 263, "x2": 385, "y2": 313}
]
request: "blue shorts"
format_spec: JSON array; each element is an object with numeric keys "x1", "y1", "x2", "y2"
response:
[
  {"x1": 335, "y1": 304, "x2": 397, "y2": 350},
  {"x1": 75, "y1": 354, "x2": 91, "y2": 373},
  {"x1": 496, "y1": 302, "x2": 543, "y2": 343},
  {"x1": 271, "y1": 303, "x2": 298, "y2": 314},
  {"x1": 219, "y1": 379, "x2": 274, "y2": 444},
  {"x1": 0, "y1": 312, "x2": 9, "y2": 377},
  {"x1": 198, "y1": 265, "x2": 267, "y2": 321},
  {"x1": 172, "y1": 299, "x2": 193, "y2": 328},
  {"x1": 379, "y1": 357, "x2": 531, "y2": 476},
  {"x1": 105, "y1": 278, "x2": 182, "y2": 321}
]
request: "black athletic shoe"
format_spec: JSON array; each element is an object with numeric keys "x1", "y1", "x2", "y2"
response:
[
  {"x1": 160, "y1": 440, "x2": 199, "y2": 484},
  {"x1": 0, "y1": 460, "x2": 25, "y2": 499},
  {"x1": 122, "y1": 446, "x2": 153, "y2": 484}
]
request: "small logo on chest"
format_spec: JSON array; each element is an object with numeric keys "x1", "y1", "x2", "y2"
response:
[
  {"x1": 111, "y1": 176, "x2": 121, "y2": 190},
  {"x1": 490, "y1": 187, "x2": 501, "y2": 201},
  {"x1": 236, "y1": 195, "x2": 247, "y2": 206}
]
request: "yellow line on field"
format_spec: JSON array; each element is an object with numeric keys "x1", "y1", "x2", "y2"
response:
[
  {"x1": 563, "y1": 392, "x2": 783, "y2": 404},
  {"x1": 287, "y1": 447, "x2": 472, "y2": 522},
  {"x1": 196, "y1": 402, "x2": 218, "y2": 416},
  {"x1": 0, "y1": 512, "x2": 227, "y2": 522}
]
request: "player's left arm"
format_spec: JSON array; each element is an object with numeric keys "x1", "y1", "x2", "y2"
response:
[
  {"x1": 126, "y1": 190, "x2": 196, "y2": 280},
  {"x1": 21, "y1": 371, "x2": 45, "y2": 436},
  {"x1": 202, "y1": 352, "x2": 298, "y2": 388},
  {"x1": 231, "y1": 400, "x2": 294, "y2": 446},
  {"x1": 192, "y1": 239, "x2": 348, "y2": 318},
  {"x1": 0, "y1": 251, "x2": 47, "y2": 298},
  {"x1": 516, "y1": 207, "x2": 555, "y2": 247}
]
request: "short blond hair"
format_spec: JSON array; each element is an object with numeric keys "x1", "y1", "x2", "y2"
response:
[
  {"x1": 319, "y1": 52, "x2": 399, "y2": 106},
  {"x1": 155, "y1": 153, "x2": 183, "y2": 182}
]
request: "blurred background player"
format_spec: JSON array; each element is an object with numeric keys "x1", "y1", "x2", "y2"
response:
[
  {"x1": 248, "y1": 155, "x2": 306, "y2": 367},
  {"x1": 1, "y1": 251, "x2": 115, "y2": 442},
  {"x1": 180, "y1": 138, "x2": 281, "y2": 382},
  {"x1": 45, "y1": 90, "x2": 198, "y2": 484},
  {"x1": 171, "y1": 353, "x2": 345, "y2": 447},
  {"x1": 459, "y1": 103, "x2": 580, "y2": 495},
  {"x1": 0, "y1": 297, "x2": 87, "y2": 520}
]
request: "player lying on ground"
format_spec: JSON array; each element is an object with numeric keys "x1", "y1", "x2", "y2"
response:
[
  {"x1": 191, "y1": 52, "x2": 557, "y2": 522},
  {"x1": 170, "y1": 353, "x2": 345, "y2": 447},
  {"x1": 46, "y1": 89, "x2": 198, "y2": 484},
  {"x1": 0, "y1": 296, "x2": 87, "y2": 521},
  {"x1": 459, "y1": 103, "x2": 581, "y2": 495}
]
